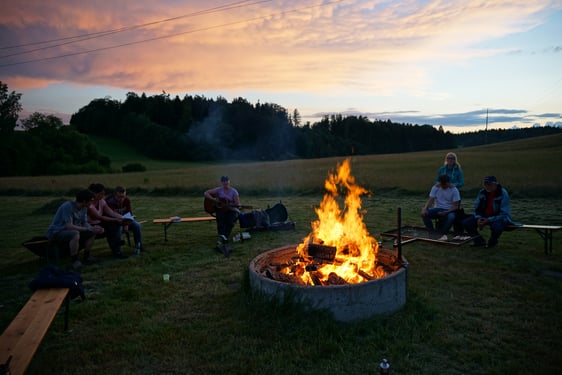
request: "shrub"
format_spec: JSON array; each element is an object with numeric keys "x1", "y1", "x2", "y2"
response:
[{"x1": 122, "y1": 163, "x2": 146, "y2": 173}]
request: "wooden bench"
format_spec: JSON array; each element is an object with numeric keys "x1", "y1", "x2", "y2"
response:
[
  {"x1": 152, "y1": 216, "x2": 216, "y2": 241},
  {"x1": 508, "y1": 224, "x2": 561, "y2": 254},
  {"x1": 0, "y1": 288, "x2": 70, "y2": 375}
]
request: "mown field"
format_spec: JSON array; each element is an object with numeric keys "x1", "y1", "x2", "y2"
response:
[{"x1": 0, "y1": 134, "x2": 561, "y2": 374}]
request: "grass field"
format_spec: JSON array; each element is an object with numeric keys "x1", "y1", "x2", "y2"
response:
[{"x1": 1, "y1": 134, "x2": 562, "y2": 374}]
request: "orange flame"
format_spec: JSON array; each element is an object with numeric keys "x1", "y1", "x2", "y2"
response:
[{"x1": 294, "y1": 158, "x2": 383, "y2": 284}]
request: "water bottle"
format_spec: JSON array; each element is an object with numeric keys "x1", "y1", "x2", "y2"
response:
[{"x1": 379, "y1": 358, "x2": 390, "y2": 374}]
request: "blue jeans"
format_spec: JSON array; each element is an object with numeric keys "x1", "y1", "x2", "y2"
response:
[
  {"x1": 462, "y1": 215, "x2": 506, "y2": 242},
  {"x1": 423, "y1": 208, "x2": 456, "y2": 234},
  {"x1": 119, "y1": 220, "x2": 142, "y2": 248}
]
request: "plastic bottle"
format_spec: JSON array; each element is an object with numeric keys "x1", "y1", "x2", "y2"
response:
[{"x1": 379, "y1": 358, "x2": 390, "y2": 374}]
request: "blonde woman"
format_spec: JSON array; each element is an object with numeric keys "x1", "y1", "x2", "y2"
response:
[{"x1": 435, "y1": 152, "x2": 464, "y2": 188}]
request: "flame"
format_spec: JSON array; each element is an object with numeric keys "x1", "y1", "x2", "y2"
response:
[{"x1": 293, "y1": 158, "x2": 383, "y2": 285}]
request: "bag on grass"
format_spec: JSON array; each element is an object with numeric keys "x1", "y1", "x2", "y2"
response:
[{"x1": 29, "y1": 264, "x2": 86, "y2": 300}]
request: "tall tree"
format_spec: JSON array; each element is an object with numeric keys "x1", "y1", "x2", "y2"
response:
[{"x1": 0, "y1": 81, "x2": 22, "y2": 134}]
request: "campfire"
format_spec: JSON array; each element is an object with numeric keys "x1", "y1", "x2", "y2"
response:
[
  {"x1": 257, "y1": 159, "x2": 401, "y2": 286},
  {"x1": 249, "y1": 159, "x2": 407, "y2": 321}
]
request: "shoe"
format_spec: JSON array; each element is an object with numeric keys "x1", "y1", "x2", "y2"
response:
[
  {"x1": 219, "y1": 235, "x2": 228, "y2": 243},
  {"x1": 438, "y1": 235, "x2": 448, "y2": 241},
  {"x1": 133, "y1": 247, "x2": 141, "y2": 255},
  {"x1": 113, "y1": 252, "x2": 129, "y2": 259},
  {"x1": 487, "y1": 238, "x2": 498, "y2": 248},
  {"x1": 83, "y1": 255, "x2": 97, "y2": 264},
  {"x1": 223, "y1": 245, "x2": 233, "y2": 257},
  {"x1": 72, "y1": 260, "x2": 83, "y2": 270}
]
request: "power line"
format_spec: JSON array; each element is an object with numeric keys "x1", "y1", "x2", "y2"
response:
[
  {"x1": 0, "y1": 0, "x2": 270, "y2": 52},
  {"x1": 0, "y1": 0, "x2": 349, "y2": 68}
]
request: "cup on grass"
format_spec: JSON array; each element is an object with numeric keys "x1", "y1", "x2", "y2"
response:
[{"x1": 163, "y1": 274, "x2": 170, "y2": 282}]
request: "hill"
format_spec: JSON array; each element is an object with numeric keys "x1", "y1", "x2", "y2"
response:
[{"x1": 1, "y1": 133, "x2": 561, "y2": 198}]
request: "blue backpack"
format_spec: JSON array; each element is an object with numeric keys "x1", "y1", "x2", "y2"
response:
[{"x1": 29, "y1": 264, "x2": 86, "y2": 300}]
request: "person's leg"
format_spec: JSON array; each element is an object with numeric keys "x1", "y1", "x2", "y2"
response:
[
  {"x1": 224, "y1": 210, "x2": 239, "y2": 239},
  {"x1": 423, "y1": 209, "x2": 440, "y2": 230},
  {"x1": 487, "y1": 220, "x2": 506, "y2": 248},
  {"x1": 129, "y1": 220, "x2": 143, "y2": 249},
  {"x1": 54, "y1": 230, "x2": 81, "y2": 268},
  {"x1": 103, "y1": 222, "x2": 127, "y2": 258},
  {"x1": 463, "y1": 215, "x2": 485, "y2": 245},
  {"x1": 441, "y1": 212, "x2": 456, "y2": 233}
]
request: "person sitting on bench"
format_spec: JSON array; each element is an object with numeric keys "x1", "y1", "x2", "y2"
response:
[
  {"x1": 106, "y1": 186, "x2": 144, "y2": 255},
  {"x1": 46, "y1": 189, "x2": 104, "y2": 270},
  {"x1": 88, "y1": 183, "x2": 129, "y2": 259},
  {"x1": 421, "y1": 174, "x2": 461, "y2": 240},
  {"x1": 462, "y1": 175, "x2": 515, "y2": 248}
]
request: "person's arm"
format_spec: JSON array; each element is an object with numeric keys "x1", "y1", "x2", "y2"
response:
[
  {"x1": 421, "y1": 197, "x2": 435, "y2": 216},
  {"x1": 204, "y1": 188, "x2": 218, "y2": 202},
  {"x1": 102, "y1": 203, "x2": 123, "y2": 222}
]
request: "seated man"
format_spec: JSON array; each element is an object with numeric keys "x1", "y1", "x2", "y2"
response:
[
  {"x1": 462, "y1": 175, "x2": 515, "y2": 248},
  {"x1": 204, "y1": 175, "x2": 240, "y2": 250},
  {"x1": 106, "y1": 186, "x2": 144, "y2": 255},
  {"x1": 46, "y1": 189, "x2": 104, "y2": 270},
  {"x1": 421, "y1": 174, "x2": 461, "y2": 240}
]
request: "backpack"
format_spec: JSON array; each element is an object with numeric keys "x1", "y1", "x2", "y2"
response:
[{"x1": 29, "y1": 264, "x2": 86, "y2": 300}]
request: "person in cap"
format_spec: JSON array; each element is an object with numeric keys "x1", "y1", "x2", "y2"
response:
[
  {"x1": 421, "y1": 174, "x2": 461, "y2": 240},
  {"x1": 462, "y1": 176, "x2": 515, "y2": 248},
  {"x1": 204, "y1": 176, "x2": 241, "y2": 251}
]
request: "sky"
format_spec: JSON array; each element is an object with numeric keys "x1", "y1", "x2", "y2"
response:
[{"x1": 1, "y1": 0, "x2": 561, "y2": 133}]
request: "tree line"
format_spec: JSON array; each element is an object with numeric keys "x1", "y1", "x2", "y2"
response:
[
  {"x1": 1, "y1": 81, "x2": 560, "y2": 176},
  {"x1": 70, "y1": 91, "x2": 457, "y2": 162}
]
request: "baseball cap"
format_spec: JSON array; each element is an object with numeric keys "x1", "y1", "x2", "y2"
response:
[
  {"x1": 483, "y1": 176, "x2": 497, "y2": 183},
  {"x1": 220, "y1": 175, "x2": 229, "y2": 182}
]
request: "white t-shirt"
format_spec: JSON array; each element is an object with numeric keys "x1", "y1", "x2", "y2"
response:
[{"x1": 429, "y1": 185, "x2": 460, "y2": 209}]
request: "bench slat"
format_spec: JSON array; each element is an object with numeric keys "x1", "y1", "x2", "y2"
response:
[
  {"x1": 152, "y1": 217, "x2": 215, "y2": 224},
  {"x1": 0, "y1": 288, "x2": 69, "y2": 375}
]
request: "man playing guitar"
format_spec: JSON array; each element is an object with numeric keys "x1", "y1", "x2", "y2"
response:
[{"x1": 204, "y1": 175, "x2": 241, "y2": 250}]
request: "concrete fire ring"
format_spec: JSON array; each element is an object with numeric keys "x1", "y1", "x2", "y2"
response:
[{"x1": 249, "y1": 244, "x2": 407, "y2": 322}]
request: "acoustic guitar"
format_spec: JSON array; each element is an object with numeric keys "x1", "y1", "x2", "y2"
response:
[{"x1": 204, "y1": 197, "x2": 253, "y2": 215}]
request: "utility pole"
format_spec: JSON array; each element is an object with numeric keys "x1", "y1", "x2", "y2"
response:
[{"x1": 484, "y1": 108, "x2": 488, "y2": 145}]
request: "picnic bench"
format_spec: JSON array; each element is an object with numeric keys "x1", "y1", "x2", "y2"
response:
[
  {"x1": 0, "y1": 288, "x2": 70, "y2": 375},
  {"x1": 507, "y1": 224, "x2": 561, "y2": 254},
  {"x1": 152, "y1": 216, "x2": 216, "y2": 241}
]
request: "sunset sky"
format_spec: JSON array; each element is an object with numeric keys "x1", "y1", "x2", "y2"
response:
[{"x1": 1, "y1": 0, "x2": 561, "y2": 133}]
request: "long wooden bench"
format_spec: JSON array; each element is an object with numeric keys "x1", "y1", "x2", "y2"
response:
[
  {"x1": 0, "y1": 288, "x2": 70, "y2": 375},
  {"x1": 153, "y1": 216, "x2": 216, "y2": 241},
  {"x1": 507, "y1": 224, "x2": 561, "y2": 254}
]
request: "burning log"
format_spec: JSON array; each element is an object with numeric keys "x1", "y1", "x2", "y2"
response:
[
  {"x1": 309, "y1": 272, "x2": 323, "y2": 286},
  {"x1": 327, "y1": 272, "x2": 347, "y2": 285},
  {"x1": 357, "y1": 269, "x2": 374, "y2": 281},
  {"x1": 306, "y1": 243, "x2": 336, "y2": 262}
]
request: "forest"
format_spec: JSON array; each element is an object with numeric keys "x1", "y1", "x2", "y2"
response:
[{"x1": 1, "y1": 81, "x2": 561, "y2": 176}]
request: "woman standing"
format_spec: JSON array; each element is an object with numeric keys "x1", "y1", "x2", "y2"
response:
[{"x1": 435, "y1": 152, "x2": 464, "y2": 189}]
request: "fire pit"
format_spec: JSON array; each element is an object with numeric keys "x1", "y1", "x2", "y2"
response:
[{"x1": 248, "y1": 159, "x2": 408, "y2": 322}]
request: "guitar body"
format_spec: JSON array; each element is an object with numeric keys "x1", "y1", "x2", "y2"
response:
[
  {"x1": 204, "y1": 196, "x2": 253, "y2": 215},
  {"x1": 204, "y1": 197, "x2": 229, "y2": 216}
]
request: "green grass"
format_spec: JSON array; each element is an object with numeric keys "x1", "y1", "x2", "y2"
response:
[{"x1": 1, "y1": 134, "x2": 562, "y2": 374}]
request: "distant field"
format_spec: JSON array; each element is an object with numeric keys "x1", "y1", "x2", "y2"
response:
[{"x1": 1, "y1": 133, "x2": 561, "y2": 198}]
